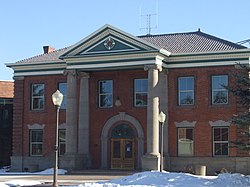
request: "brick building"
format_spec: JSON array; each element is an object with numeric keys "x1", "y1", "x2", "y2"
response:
[
  {"x1": 0, "y1": 81, "x2": 14, "y2": 167},
  {"x1": 7, "y1": 25, "x2": 250, "y2": 174}
]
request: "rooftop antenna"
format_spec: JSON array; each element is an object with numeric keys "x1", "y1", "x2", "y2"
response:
[
  {"x1": 139, "y1": 0, "x2": 158, "y2": 35},
  {"x1": 236, "y1": 39, "x2": 250, "y2": 47}
]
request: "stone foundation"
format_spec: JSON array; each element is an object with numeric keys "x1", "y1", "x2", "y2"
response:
[
  {"x1": 141, "y1": 154, "x2": 160, "y2": 171},
  {"x1": 168, "y1": 157, "x2": 250, "y2": 175}
]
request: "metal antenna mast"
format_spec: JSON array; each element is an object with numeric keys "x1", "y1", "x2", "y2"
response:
[
  {"x1": 236, "y1": 39, "x2": 250, "y2": 47},
  {"x1": 139, "y1": 0, "x2": 158, "y2": 35}
]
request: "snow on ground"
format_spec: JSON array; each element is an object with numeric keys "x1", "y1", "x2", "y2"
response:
[
  {"x1": 0, "y1": 167, "x2": 250, "y2": 187},
  {"x1": 0, "y1": 167, "x2": 67, "y2": 187},
  {"x1": 79, "y1": 171, "x2": 250, "y2": 187}
]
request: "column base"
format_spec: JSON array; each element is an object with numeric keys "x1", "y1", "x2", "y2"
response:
[
  {"x1": 141, "y1": 154, "x2": 160, "y2": 171},
  {"x1": 10, "y1": 156, "x2": 23, "y2": 172},
  {"x1": 60, "y1": 154, "x2": 91, "y2": 171}
]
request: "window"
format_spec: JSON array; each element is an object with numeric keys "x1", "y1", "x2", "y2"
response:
[
  {"x1": 99, "y1": 80, "x2": 113, "y2": 108},
  {"x1": 178, "y1": 77, "x2": 194, "y2": 105},
  {"x1": 30, "y1": 130, "x2": 43, "y2": 156},
  {"x1": 212, "y1": 75, "x2": 228, "y2": 104},
  {"x1": 134, "y1": 79, "x2": 148, "y2": 106},
  {"x1": 31, "y1": 84, "x2": 45, "y2": 110},
  {"x1": 59, "y1": 129, "x2": 66, "y2": 156},
  {"x1": 178, "y1": 128, "x2": 194, "y2": 156},
  {"x1": 58, "y1": 83, "x2": 67, "y2": 109},
  {"x1": 213, "y1": 127, "x2": 229, "y2": 156}
]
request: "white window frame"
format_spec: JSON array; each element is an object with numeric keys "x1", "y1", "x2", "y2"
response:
[
  {"x1": 134, "y1": 79, "x2": 148, "y2": 107},
  {"x1": 213, "y1": 127, "x2": 229, "y2": 156},
  {"x1": 99, "y1": 80, "x2": 113, "y2": 108},
  {"x1": 31, "y1": 83, "x2": 45, "y2": 110},
  {"x1": 212, "y1": 75, "x2": 228, "y2": 105},
  {"x1": 30, "y1": 130, "x2": 43, "y2": 156},
  {"x1": 178, "y1": 128, "x2": 194, "y2": 156},
  {"x1": 178, "y1": 77, "x2": 194, "y2": 106}
]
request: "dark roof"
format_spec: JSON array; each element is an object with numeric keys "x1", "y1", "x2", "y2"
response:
[
  {"x1": 16, "y1": 47, "x2": 68, "y2": 64},
  {"x1": 138, "y1": 30, "x2": 246, "y2": 53},
  {"x1": 16, "y1": 30, "x2": 246, "y2": 64}
]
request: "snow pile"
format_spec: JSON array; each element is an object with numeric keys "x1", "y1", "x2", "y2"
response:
[
  {"x1": 0, "y1": 167, "x2": 67, "y2": 175},
  {"x1": 79, "y1": 171, "x2": 250, "y2": 187},
  {"x1": 35, "y1": 168, "x2": 67, "y2": 175},
  {"x1": 1, "y1": 180, "x2": 41, "y2": 187}
]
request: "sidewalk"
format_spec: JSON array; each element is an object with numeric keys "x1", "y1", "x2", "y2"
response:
[{"x1": 0, "y1": 170, "x2": 136, "y2": 186}]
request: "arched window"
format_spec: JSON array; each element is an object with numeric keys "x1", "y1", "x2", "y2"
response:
[{"x1": 111, "y1": 124, "x2": 134, "y2": 139}]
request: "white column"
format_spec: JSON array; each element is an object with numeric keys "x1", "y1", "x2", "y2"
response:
[
  {"x1": 78, "y1": 72, "x2": 90, "y2": 155},
  {"x1": 145, "y1": 64, "x2": 162, "y2": 156},
  {"x1": 65, "y1": 70, "x2": 78, "y2": 154},
  {"x1": 141, "y1": 64, "x2": 162, "y2": 171}
]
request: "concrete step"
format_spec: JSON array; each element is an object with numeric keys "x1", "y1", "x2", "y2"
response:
[{"x1": 69, "y1": 169, "x2": 137, "y2": 176}]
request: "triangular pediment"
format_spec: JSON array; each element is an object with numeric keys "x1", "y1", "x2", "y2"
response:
[{"x1": 60, "y1": 24, "x2": 159, "y2": 59}]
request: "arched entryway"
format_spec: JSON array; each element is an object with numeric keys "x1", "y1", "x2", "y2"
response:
[
  {"x1": 110, "y1": 124, "x2": 135, "y2": 169},
  {"x1": 101, "y1": 112, "x2": 144, "y2": 170}
]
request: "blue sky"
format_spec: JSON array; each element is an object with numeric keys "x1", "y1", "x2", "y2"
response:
[{"x1": 1, "y1": 0, "x2": 249, "y2": 80}]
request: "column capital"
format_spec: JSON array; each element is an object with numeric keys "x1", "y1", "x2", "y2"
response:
[
  {"x1": 144, "y1": 64, "x2": 162, "y2": 72},
  {"x1": 78, "y1": 72, "x2": 90, "y2": 79},
  {"x1": 63, "y1": 69, "x2": 77, "y2": 76},
  {"x1": 13, "y1": 76, "x2": 24, "y2": 81}
]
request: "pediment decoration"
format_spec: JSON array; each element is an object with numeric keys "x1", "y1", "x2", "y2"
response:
[
  {"x1": 60, "y1": 25, "x2": 158, "y2": 59},
  {"x1": 209, "y1": 120, "x2": 231, "y2": 127},
  {"x1": 174, "y1": 120, "x2": 196, "y2": 128},
  {"x1": 28, "y1": 123, "x2": 45, "y2": 130}
]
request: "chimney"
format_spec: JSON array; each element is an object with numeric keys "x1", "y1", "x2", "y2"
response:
[{"x1": 43, "y1": 46, "x2": 55, "y2": 54}]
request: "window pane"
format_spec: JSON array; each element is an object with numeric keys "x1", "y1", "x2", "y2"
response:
[
  {"x1": 32, "y1": 84, "x2": 44, "y2": 96},
  {"x1": 59, "y1": 144, "x2": 65, "y2": 156},
  {"x1": 186, "y1": 77, "x2": 194, "y2": 90},
  {"x1": 100, "y1": 95, "x2": 112, "y2": 107},
  {"x1": 212, "y1": 75, "x2": 228, "y2": 105},
  {"x1": 179, "y1": 77, "x2": 194, "y2": 105},
  {"x1": 212, "y1": 76, "x2": 228, "y2": 89},
  {"x1": 100, "y1": 80, "x2": 112, "y2": 94},
  {"x1": 213, "y1": 128, "x2": 221, "y2": 141},
  {"x1": 135, "y1": 79, "x2": 148, "y2": 92},
  {"x1": 31, "y1": 144, "x2": 42, "y2": 155},
  {"x1": 213, "y1": 127, "x2": 229, "y2": 156},
  {"x1": 31, "y1": 131, "x2": 43, "y2": 142},
  {"x1": 135, "y1": 79, "x2": 148, "y2": 107},
  {"x1": 99, "y1": 80, "x2": 113, "y2": 108},
  {"x1": 135, "y1": 93, "x2": 147, "y2": 106},
  {"x1": 180, "y1": 92, "x2": 194, "y2": 105},
  {"x1": 59, "y1": 130, "x2": 66, "y2": 142},
  {"x1": 124, "y1": 140, "x2": 133, "y2": 158},
  {"x1": 31, "y1": 83, "x2": 44, "y2": 110},
  {"x1": 214, "y1": 143, "x2": 228, "y2": 156},
  {"x1": 59, "y1": 83, "x2": 67, "y2": 109},
  {"x1": 213, "y1": 91, "x2": 228, "y2": 104},
  {"x1": 113, "y1": 141, "x2": 121, "y2": 158},
  {"x1": 30, "y1": 130, "x2": 43, "y2": 156},
  {"x1": 178, "y1": 128, "x2": 194, "y2": 156},
  {"x1": 59, "y1": 130, "x2": 66, "y2": 156},
  {"x1": 221, "y1": 128, "x2": 228, "y2": 141}
]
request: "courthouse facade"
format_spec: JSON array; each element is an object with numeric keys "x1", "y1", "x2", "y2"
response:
[{"x1": 7, "y1": 25, "x2": 250, "y2": 174}]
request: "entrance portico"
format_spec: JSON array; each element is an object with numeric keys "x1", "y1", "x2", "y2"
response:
[{"x1": 59, "y1": 25, "x2": 168, "y2": 171}]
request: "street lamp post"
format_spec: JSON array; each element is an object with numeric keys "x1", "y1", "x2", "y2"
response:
[
  {"x1": 158, "y1": 111, "x2": 166, "y2": 172},
  {"x1": 52, "y1": 90, "x2": 63, "y2": 187}
]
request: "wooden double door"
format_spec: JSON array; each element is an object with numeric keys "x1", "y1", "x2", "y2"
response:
[{"x1": 111, "y1": 138, "x2": 134, "y2": 169}]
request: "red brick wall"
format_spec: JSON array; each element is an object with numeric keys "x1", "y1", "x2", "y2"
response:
[
  {"x1": 21, "y1": 75, "x2": 66, "y2": 157},
  {"x1": 168, "y1": 65, "x2": 239, "y2": 157},
  {"x1": 15, "y1": 65, "x2": 248, "y2": 168},
  {"x1": 12, "y1": 78, "x2": 24, "y2": 156},
  {"x1": 0, "y1": 81, "x2": 14, "y2": 98},
  {"x1": 89, "y1": 69, "x2": 147, "y2": 168}
]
